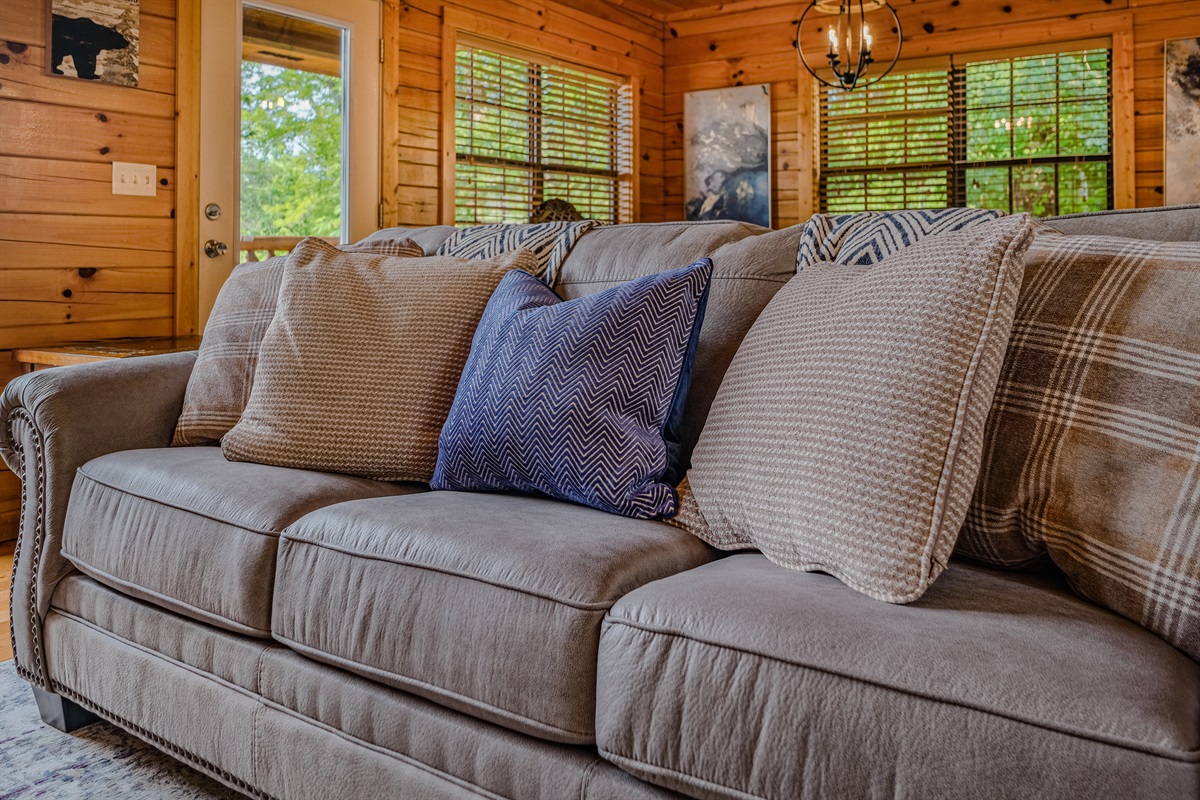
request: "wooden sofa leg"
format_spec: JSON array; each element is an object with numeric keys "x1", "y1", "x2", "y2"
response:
[{"x1": 32, "y1": 685, "x2": 101, "y2": 732}]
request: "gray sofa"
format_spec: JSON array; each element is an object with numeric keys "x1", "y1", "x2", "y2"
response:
[{"x1": 3, "y1": 208, "x2": 1199, "y2": 800}]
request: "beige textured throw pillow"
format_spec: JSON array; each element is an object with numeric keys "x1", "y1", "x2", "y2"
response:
[
  {"x1": 173, "y1": 237, "x2": 425, "y2": 446},
  {"x1": 674, "y1": 214, "x2": 1034, "y2": 603},
  {"x1": 958, "y1": 230, "x2": 1200, "y2": 659},
  {"x1": 221, "y1": 238, "x2": 535, "y2": 481}
]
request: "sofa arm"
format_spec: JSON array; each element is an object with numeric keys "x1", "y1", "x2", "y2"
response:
[{"x1": 0, "y1": 351, "x2": 197, "y2": 687}]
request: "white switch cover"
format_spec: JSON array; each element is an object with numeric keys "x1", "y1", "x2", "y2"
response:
[{"x1": 112, "y1": 162, "x2": 157, "y2": 197}]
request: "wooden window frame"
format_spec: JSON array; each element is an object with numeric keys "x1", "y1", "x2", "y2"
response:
[
  {"x1": 817, "y1": 46, "x2": 1115, "y2": 215},
  {"x1": 453, "y1": 39, "x2": 632, "y2": 225},
  {"x1": 439, "y1": 7, "x2": 641, "y2": 225},
  {"x1": 798, "y1": 13, "x2": 1135, "y2": 215}
]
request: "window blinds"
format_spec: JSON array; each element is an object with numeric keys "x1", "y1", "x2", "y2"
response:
[
  {"x1": 454, "y1": 42, "x2": 633, "y2": 225},
  {"x1": 819, "y1": 48, "x2": 1112, "y2": 215}
]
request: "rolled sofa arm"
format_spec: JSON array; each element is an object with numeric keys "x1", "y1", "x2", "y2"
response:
[{"x1": 0, "y1": 351, "x2": 197, "y2": 687}]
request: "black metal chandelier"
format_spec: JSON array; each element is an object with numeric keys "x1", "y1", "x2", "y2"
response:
[{"x1": 795, "y1": 0, "x2": 902, "y2": 91}]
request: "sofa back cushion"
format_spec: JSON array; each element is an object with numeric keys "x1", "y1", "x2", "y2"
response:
[
  {"x1": 958, "y1": 226, "x2": 1200, "y2": 660},
  {"x1": 556, "y1": 220, "x2": 801, "y2": 470},
  {"x1": 1045, "y1": 204, "x2": 1200, "y2": 241}
]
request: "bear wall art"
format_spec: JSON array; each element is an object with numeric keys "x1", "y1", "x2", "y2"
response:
[{"x1": 48, "y1": 0, "x2": 139, "y2": 87}]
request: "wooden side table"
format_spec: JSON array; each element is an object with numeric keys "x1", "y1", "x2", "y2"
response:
[
  {"x1": 13, "y1": 337, "x2": 203, "y2": 372},
  {"x1": 2, "y1": 336, "x2": 204, "y2": 544}
]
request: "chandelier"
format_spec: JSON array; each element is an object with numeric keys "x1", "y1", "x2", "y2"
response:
[{"x1": 795, "y1": 0, "x2": 902, "y2": 91}]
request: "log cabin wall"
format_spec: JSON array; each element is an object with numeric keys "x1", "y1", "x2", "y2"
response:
[
  {"x1": 381, "y1": 0, "x2": 666, "y2": 226},
  {"x1": 0, "y1": 0, "x2": 178, "y2": 540},
  {"x1": 659, "y1": 0, "x2": 1200, "y2": 227}
]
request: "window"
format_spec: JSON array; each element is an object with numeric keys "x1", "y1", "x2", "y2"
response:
[
  {"x1": 819, "y1": 47, "x2": 1112, "y2": 216},
  {"x1": 453, "y1": 41, "x2": 634, "y2": 225}
]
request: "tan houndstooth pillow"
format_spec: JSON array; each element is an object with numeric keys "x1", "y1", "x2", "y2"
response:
[
  {"x1": 674, "y1": 215, "x2": 1034, "y2": 603},
  {"x1": 958, "y1": 229, "x2": 1200, "y2": 659},
  {"x1": 173, "y1": 237, "x2": 424, "y2": 446},
  {"x1": 221, "y1": 238, "x2": 535, "y2": 482}
]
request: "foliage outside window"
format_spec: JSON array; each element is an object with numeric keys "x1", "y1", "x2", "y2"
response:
[
  {"x1": 454, "y1": 42, "x2": 634, "y2": 225},
  {"x1": 820, "y1": 48, "x2": 1112, "y2": 216},
  {"x1": 241, "y1": 61, "x2": 343, "y2": 237}
]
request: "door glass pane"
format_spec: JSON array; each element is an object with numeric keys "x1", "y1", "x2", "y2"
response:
[{"x1": 240, "y1": 7, "x2": 343, "y2": 261}]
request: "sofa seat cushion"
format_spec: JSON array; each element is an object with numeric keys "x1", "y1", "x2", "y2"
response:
[
  {"x1": 271, "y1": 490, "x2": 715, "y2": 744},
  {"x1": 596, "y1": 554, "x2": 1200, "y2": 800},
  {"x1": 62, "y1": 447, "x2": 420, "y2": 637}
]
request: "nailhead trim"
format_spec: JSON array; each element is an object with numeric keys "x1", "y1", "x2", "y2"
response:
[
  {"x1": 50, "y1": 680, "x2": 277, "y2": 800},
  {"x1": 6, "y1": 408, "x2": 47, "y2": 688},
  {"x1": 7, "y1": 419, "x2": 22, "y2": 673}
]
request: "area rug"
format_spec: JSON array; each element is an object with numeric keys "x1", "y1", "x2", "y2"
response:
[{"x1": 0, "y1": 661, "x2": 243, "y2": 799}]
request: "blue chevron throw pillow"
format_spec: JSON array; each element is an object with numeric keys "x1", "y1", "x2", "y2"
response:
[
  {"x1": 431, "y1": 259, "x2": 713, "y2": 519},
  {"x1": 796, "y1": 208, "x2": 1005, "y2": 269}
]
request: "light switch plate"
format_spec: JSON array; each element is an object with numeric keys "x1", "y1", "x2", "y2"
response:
[{"x1": 112, "y1": 162, "x2": 157, "y2": 197}]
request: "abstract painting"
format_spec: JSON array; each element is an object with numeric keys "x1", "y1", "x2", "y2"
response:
[
  {"x1": 48, "y1": 0, "x2": 139, "y2": 87},
  {"x1": 684, "y1": 84, "x2": 771, "y2": 228},
  {"x1": 1165, "y1": 37, "x2": 1200, "y2": 204}
]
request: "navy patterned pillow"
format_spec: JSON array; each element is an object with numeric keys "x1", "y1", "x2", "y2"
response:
[
  {"x1": 437, "y1": 221, "x2": 596, "y2": 286},
  {"x1": 431, "y1": 259, "x2": 713, "y2": 519},
  {"x1": 796, "y1": 208, "x2": 1006, "y2": 269}
]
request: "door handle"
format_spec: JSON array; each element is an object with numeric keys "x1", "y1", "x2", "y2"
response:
[{"x1": 204, "y1": 240, "x2": 229, "y2": 259}]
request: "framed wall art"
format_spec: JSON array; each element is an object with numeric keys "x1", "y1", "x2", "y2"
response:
[
  {"x1": 683, "y1": 84, "x2": 771, "y2": 228},
  {"x1": 47, "y1": 0, "x2": 140, "y2": 87},
  {"x1": 1165, "y1": 36, "x2": 1200, "y2": 204}
]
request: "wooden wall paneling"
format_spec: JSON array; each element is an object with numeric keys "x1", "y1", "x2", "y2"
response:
[
  {"x1": 0, "y1": 294, "x2": 174, "y2": 329},
  {"x1": 0, "y1": 158, "x2": 175, "y2": 216},
  {"x1": 0, "y1": 0, "x2": 178, "y2": 540},
  {"x1": 0, "y1": 101, "x2": 175, "y2": 164},
  {"x1": 174, "y1": 0, "x2": 200, "y2": 336},
  {"x1": 655, "y1": 0, "x2": 1194, "y2": 220},
  {"x1": 380, "y1": 0, "x2": 403, "y2": 227},
  {"x1": 629, "y1": 74, "x2": 644, "y2": 221},
  {"x1": 0, "y1": 214, "x2": 175, "y2": 250},
  {"x1": 1, "y1": 268, "x2": 175, "y2": 299},
  {"x1": 0, "y1": 47, "x2": 175, "y2": 115},
  {"x1": 796, "y1": 65, "x2": 816, "y2": 222},
  {"x1": 439, "y1": 11, "x2": 459, "y2": 225},
  {"x1": 0, "y1": 241, "x2": 174, "y2": 268},
  {"x1": 383, "y1": 0, "x2": 665, "y2": 227},
  {"x1": 1112, "y1": 26, "x2": 1137, "y2": 209}
]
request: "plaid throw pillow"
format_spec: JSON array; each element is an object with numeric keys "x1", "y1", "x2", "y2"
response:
[
  {"x1": 958, "y1": 228, "x2": 1200, "y2": 659},
  {"x1": 173, "y1": 237, "x2": 424, "y2": 446}
]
